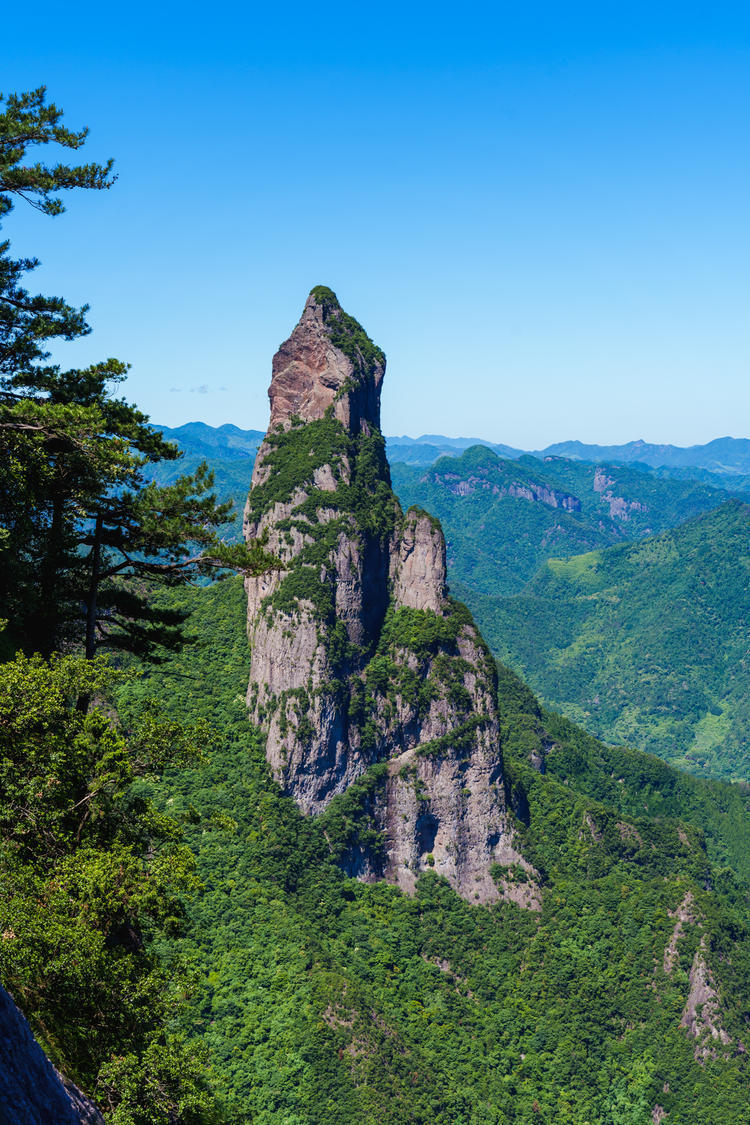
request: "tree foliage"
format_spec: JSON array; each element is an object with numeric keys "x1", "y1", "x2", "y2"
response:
[
  {"x1": 0, "y1": 86, "x2": 114, "y2": 378},
  {"x1": 0, "y1": 653, "x2": 221, "y2": 1121},
  {"x1": 115, "y1": 576, "x2": 750, "y2": 1125},
  {"x1": 0, "y1": 87, "x2": 275, "y2": 660}
]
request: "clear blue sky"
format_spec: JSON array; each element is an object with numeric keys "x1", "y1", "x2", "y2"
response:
[{"x1": 3, "y1": 1, "x2": 749, "y2": 447}]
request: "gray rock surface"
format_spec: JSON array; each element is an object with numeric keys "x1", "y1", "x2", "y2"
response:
[
  {"x1": 244, "y1": 288, "x2": 536, "y2": 907},
  {"x1": 0, "y1": 985, "x2": 103, "y2": 1124},
  {"x1": 390, "y1": 509, "x2": 447, "y2": 613}
]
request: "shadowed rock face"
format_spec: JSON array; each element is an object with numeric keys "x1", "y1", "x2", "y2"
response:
[
  {"x1": 244, "y1": 287, "x2": 530, "y2": 906},
  {"x1": 0, "y1": 985, "x2": 103, "y2": 1124}
]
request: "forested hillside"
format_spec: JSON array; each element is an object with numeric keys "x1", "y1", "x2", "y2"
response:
[
  {"x1": 391, "y1": 445, "x2": 740, "y2": 595},
  {"x1": 115, "y1": 576, "x2": 750, "y2": 1124},
  {"x1": 460, "y1": 502, "x2": 750, "y2": 782},
  {"x1": 144, "y1": 431, "x2": 743, "y2": 596}
]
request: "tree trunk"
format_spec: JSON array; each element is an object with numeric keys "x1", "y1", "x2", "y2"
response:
[
  {"x1": 34, "y1": 491, "x2": 65, "y2": 658},
  {"x1": 84, "y1": 512, "x2": 103, "y2": 660}
]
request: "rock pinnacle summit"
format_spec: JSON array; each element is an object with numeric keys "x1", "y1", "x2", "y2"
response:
[{"x1": 243, "y1": 288, "x2": 536, "y2": 905}]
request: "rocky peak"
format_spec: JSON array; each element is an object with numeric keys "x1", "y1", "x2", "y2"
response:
[
  {"x1": 266, "y1": 285, "x2": 385, "y2": 435},
  {"x1": 390, "y1": 508, "x2": 447, "y2": 613},
  {"x1": 244, "y1": 290, "x2": 533, "y2": 907}
]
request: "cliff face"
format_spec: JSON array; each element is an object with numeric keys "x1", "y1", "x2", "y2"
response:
[
  {"x1": 244, "y1": 287, "x2": 528, "y2": 905},
  {"x1": 0, "y1": 985, "x2": 103, "y2": 1125}
]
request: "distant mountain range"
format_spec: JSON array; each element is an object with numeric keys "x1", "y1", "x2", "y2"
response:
[
  {"x1": 156, "y1": 422, "x2": 750, "y2": 476},
  {"x1": 151, "y1": 423, "x2": 750, "y2": 575},
  {"x1": 149, "y1": 422, "x2": 750, "y2": 786},
  {"x1": 156, "y1": 422, "x2": 265, "y2": 460},
  {"x1": 538, "y1": 436, "x2": 750, "y2": 473},
  {"x1": 386, "y1": 434, "x2": 522, "y2": 465},
  {"x1": 391, "y1": 446, "x2": 745, "y2": 596}
]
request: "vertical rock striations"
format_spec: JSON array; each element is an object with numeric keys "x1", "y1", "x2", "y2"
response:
[
  {"x1": 245, "y1": 287, "x2": 528, "y2": 905},
  {"x1": 0, "y1": 985, "x2": 104, "y2": 1125}
]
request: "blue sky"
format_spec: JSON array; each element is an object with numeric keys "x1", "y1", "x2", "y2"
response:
[{"x1": 2, "y1": 2, "x2": 749, "y2": 447}]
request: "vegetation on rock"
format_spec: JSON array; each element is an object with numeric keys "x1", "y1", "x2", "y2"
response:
[{"x1": 117, "y1": 576, "x2": 750, "y2": 1124}]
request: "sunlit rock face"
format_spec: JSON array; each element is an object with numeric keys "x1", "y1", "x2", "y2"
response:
[{"x1": 244, "y1": 287, "x2": 533, "y2": 907}]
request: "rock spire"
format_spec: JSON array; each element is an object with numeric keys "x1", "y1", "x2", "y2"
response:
[{"x1": 244, "y1": 287, "x2": 532, "y2": 905}]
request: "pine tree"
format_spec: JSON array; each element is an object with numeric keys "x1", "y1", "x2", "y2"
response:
[{"x1": 0, "y1": 88, "x2": 275, "y2": 659}]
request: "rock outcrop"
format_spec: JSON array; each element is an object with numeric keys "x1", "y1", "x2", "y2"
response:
[
  {"x1": 592, "y1": 465, "x2": 648, "y2": 521},
  {"x1": 680, "y1": 938, "x2": 734, "y2": 1061},
  {"x1": 0, "y1": 985, "x2": 103, "y2": 1125},
  {"x1": 435, "y1": 467, "x2": 580, "y2": 511},
  {"x1": 244, "y1": 286, "x2": 528, "y2": 905}
]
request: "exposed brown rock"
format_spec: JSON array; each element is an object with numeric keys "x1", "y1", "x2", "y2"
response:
[
  {"x1": 266, "y1": 290, "x2": 384, "y2": 433},
  {"x1": 433, "y1": 469, "x2": 580, "y2": 511},
  {"x1": 244, "y1": 288, "x2": 531, "y2": 907}
]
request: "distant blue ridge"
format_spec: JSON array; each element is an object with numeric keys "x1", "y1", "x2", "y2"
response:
[{"x1": 152, "y1": 423, "x2": 750, "y2": 476}]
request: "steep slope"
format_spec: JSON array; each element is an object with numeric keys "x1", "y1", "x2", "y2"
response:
[
  {"x1": 391, "y1": 445, "x2": 737, "y2": 595},
  {"x1": 465, "y1": 501, "x2": 750, "y2": 781},
  {"x1": 0, "y1": 986, "x2": 103, "y2": 1124},
  {"x1": 530, "y1": 455, "x2": 737, "y2": 537},
  {"x1": 242, "y1": 287, "x2": 519, "y2": 903}
]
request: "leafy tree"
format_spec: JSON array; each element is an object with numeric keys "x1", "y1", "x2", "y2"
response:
[{"x1": 0, "y1": 651, "x2": 222, "y2": 1121}]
